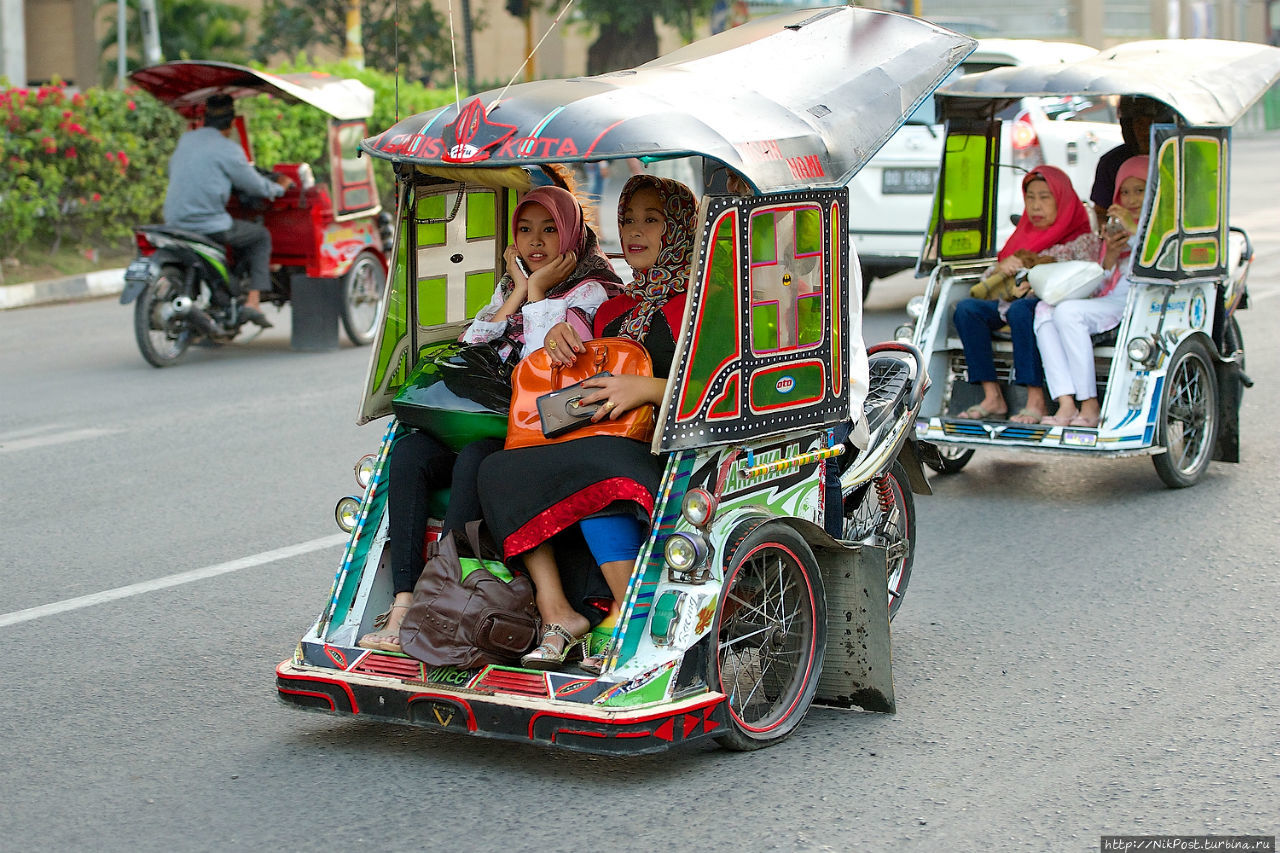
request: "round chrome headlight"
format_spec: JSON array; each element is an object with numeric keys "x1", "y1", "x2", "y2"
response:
[
  {"x1": 894, "y1": 324, "x2": 915, "y2": 343},
  {"x1": 664, "y1": 532, "x2": 707, "y2": 572},
  {"x1": 681, "y1": 488, "x2": 717, "y2": 528},
  {"x1": 354, "y1": 454, "x2": 377, "y2": 490},
  {"x1": 334, "y1": 496, "x2": 362, "y2": 533},
  {"x1": 905, "y1": 295, "x2": 927, "y2": 319},
  {"x1": 1127, "y1": 337, "x2": 1154, "y2": 365}
]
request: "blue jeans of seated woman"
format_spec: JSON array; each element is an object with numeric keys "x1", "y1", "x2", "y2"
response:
[{"x1": 953, "y1": 296, "x2": 1043, "y2": 387}]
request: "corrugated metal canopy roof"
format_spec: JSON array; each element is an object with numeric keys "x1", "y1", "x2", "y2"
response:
[
  {"x1": 363, "y1": 7, "x2": 975, "y2": 193},
  {"x1": 939, "y1": 39, "x2": 1280, "y2": 127},
  {"x1": 130, "y1": 61, "x2": 375, "y2": 120}
]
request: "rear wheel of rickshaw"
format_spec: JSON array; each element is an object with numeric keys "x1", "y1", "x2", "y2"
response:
[
  {"x1": 924, "y1": 444, "x2": 973, "y2": 474},
  {"x1": 711, "y1": 524, "x2": 826, "y2": 751},
  {"x1": 134, "y1": 265, "x2": 193, "y2": 368},
  {"x1": 340, "y1": 252, "x2": 387, "y2": 346},
  {"x1": 843, "y1": 460, "x2": 915, "y2": 620},
  {"x1": 1152, "y1": 338, "x2": 1219, "y2": 488}
]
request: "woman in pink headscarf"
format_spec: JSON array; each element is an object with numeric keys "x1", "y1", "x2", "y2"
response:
[
  {"x1": 1036, "y1": 155, "x2": 1150, "y2": 428},
  {"x1": 360, "y1": 185, "x2": 621, "y2": 652},
  {"x1": 952, "y1": 165, "x2": 1099, "y2": 423}
]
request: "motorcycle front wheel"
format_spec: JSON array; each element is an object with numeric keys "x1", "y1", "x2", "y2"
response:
[{"x1": 134, "y1": 265, "x2": 194, "y2": 367}]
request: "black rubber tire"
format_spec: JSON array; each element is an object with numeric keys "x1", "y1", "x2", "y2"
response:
[
  {"x1": 843, "y1": 460, "x2": 915, "y2": 620},
  {"x1": 340, "y1": 252, "x2": 387, "y2": 346},
  {"x1": 711, "y1": 524, "x2": 826, "y2": 751},
  {"x1": 133, "y1": 265, "x2": 193, "y2": 368},
  {"x1": 1152, "y1": 338, "x2": 1219, "y2": 488},
  {"x1": 925, "y1": 445, "x2": 974, "y2": 474}
]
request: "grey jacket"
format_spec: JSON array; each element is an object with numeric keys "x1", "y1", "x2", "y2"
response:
[{"x1": 162, "y1": 127, "x2": 284, "y2": 234}]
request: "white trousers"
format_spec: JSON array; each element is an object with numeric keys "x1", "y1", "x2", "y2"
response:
[{"x1": 1034, "y1": 293, "x2": 1127, "y2": 401}]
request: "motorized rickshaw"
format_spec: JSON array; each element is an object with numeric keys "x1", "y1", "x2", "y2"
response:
[
  {"x1": 276, "y1": 7, "x2": 974, "y2": 753},
  {"x1": 897, "y1": 40, "x2": 1280, "y2": 487},
  {"x1": 123, "y1": 61, "x2": 391, "y2": 363}
]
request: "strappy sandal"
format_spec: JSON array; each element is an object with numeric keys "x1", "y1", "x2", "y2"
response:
[
  {"x1": 521, "y1": 623, "x2": 587, "y2": 671},
  {"x1": 357, "y1": 603, "x2": 409, "y2": 652},
  {"x1": 580, "y1": 646, "x2": 608, "y2": 676}
]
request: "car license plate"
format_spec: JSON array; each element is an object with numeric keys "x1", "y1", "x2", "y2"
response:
[{"x1": 881, "y1": 167, "x2": 937, "y2": 195}]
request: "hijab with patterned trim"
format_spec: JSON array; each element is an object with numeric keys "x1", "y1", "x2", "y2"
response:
[
  {"x1": 614, "y1": 174, "x2": 698, "y2": 341},
  {"x1": 998, "y1": 165, "x2": 1092, "y2": 260},
  {"x1": 499, "y1": 185, "x2": 622, "y2": 342}
]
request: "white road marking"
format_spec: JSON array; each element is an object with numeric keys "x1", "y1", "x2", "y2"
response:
[
  {"x1": 0, "y1": 533, "x2": 348, "y2": 628},
  {"x1": 0, "y1": 427, "x2": 119, "y2": 453}
]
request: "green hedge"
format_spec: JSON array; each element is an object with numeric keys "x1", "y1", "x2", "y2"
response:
[{"x1": 1, "y1": 65, "x2": 457, "y2": 261}]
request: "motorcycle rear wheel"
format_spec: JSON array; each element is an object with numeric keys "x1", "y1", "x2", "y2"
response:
[
  {"x1": 134, "y1": 266, "x2": 194, "y2": 368},
  {"x1": 341, "y1": 252, "x2": 386, "y2": 346},
  {"x1": 843, "y1": 460, "x2": 915, "y2": 620}
]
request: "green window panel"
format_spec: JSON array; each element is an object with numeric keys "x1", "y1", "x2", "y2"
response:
[
  {"x1": 1181, "y1": 238, "x2": 1219, "y2": 269},
  {"x1": 1141, "y1": 139, "x2": 1181, "y2": 269},
  {"x1": 372, "y1": 228, "x2": 410, "y2": 393},
  {"x1": 797, "y1": 294, "x2": 823, "y2": 346},
  {"x1": 750, "y1": 363, "x2": 825, "y2": 410},
  {"x1": 1182, "y1": 138, "x2": 1221, "y2": 232},
  {"x1": 751, "y1": 211, "x2": 777, "y2": 264},
  {"x1": 417, "y1": 194, "x2": 447, "y2": 246},
  {"x1": 941, "y1": 229, "x2": 981, "y2": 257},
  {"x1": 466, "y1": 271, "x2": 496, "y2": 316},
  {"x1": 795, "y1": 208, "x2": 821, "y2": 255},
  {"x1": 466, "y1": 190, "x2": 497, "y2": 239},
  {"x1": 751, "y1": 302, "x2": 780, "y2": 352},
  {"x1": 417, "y1": 275, "x2": 449, "y2": 326},
  {"x1": 942, "y1": 134, "x2": 987, "y2": 221},
  {"x1": 679, "y1": 215, "x2": 740, "y2": 419}
]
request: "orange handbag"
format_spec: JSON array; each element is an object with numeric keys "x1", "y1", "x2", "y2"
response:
[{"x1": 505, "y1": 337, "x2": 655, "y2": 450}]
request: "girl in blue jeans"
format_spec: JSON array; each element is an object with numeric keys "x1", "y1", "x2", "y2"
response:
[{"x1": 952, "y1": 165, "x2": 1098, "y2": 423}]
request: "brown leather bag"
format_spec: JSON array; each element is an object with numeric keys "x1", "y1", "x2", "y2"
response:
[
  {"x1": 505, "y1": 337, "x2": 655, "y2": 450},
  {"x1": 397, "y1": 521, "x2": 540, "y2": 669}
]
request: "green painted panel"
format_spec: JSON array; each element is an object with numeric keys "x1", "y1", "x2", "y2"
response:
[
  {"x1": 797, "y1": 294, "x2": 822, "y2": 346},
  {"x1": 1141, "y1": 140, "x2": 1180, "y2": 268},
  {"x1": 372, "y1": 222, "x2": 410, "y2": 394},
  {"x1": 795, "y1": 208, "x2": 821, "y2": 255},
  {"x1": 466, "y1": 270, "x2": 495, "y2": 317},
  {"x1": 941, "y1": 230, "x2": 981, "y2": 256},
  {"x1": 1181, "y1": 238, "x2": 1219, "y2": 268},
  {"x1": 751, "y1": 211, "x2": 777, "y2": 263},
  {"x1": 751, "y1": 302, "x2": 780, "y2": 352},
  {"x1": 942, "y1": 134, "x2": 987, "y2": 221},
  {"x1": 751, "y1": 363, "x2": 824, "y2": 409},
  {"x1": 600, "y1": 666, "x2": 674, "y2": 707},
  {"x1": 466, "y1": 189, "x2": 497, "y2": 239},
  {"x1": 680, "y1": 216, "x2": 740, "y2": 418},
  {"x1": 417, "y1": 194, "x2": 447, "y2": 246},
  {"x1": 1182, "y1": 138, "x2": 1220, "y2": 231},
  {"x1": 417, "y1": 275, "x2": 448, "y2": 326}
]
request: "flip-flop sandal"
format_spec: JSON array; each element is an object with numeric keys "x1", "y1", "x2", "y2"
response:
[
  {"x1": 1040, "y1": 414, "x2": 1075, "y2": 426},
  {"x1": 1069, "y1": 414, "x2": 1100, "y2": 428},
  {"x1": 956, "y1": 404, "x2": 1007, "y2": 420},
  {"x1": 1009, "y1": 409, "x2": 1043, "y2": 424}
]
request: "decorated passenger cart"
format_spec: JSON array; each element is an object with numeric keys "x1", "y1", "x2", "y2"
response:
[
  {"x1": 129, "y1": 61, "x2": 391, "y2": 347},
  {"x1": 276, "y1": 8, "x2": 973, "y2": 753},
  {"x1": 899, "y1": 40, "x2": 1280, "y2": 487}
]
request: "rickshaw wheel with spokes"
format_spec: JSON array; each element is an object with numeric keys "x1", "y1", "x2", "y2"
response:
[
  {"x1": 134, "y1": 265, "x2": 193, "y2": 368},
  {"x1": 1153, "y1": 338, "x2": 1219, "y2": 488},
  {"x1": 843, "y1": 460, "x2": 915, "y2": 620},
  {"x1": 925, "y1": 444, "x2": 973, "y2": 474},
  {"x1": 341, "y1": 252, "x2": 387, "y2": 346},
  {"x1": 710, "y1": 524, "x2": 827, "y2": 751}
]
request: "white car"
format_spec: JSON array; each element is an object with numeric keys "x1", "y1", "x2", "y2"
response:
[{"x1": 850, "y1": 39, "x2": 1123, "y2": 295}]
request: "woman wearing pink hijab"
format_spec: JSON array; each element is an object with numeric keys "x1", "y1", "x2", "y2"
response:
[
  {"x1": 952, "y1": 165, "x2": 1098, "y2": 423},
  {"x1": 1036, "y1": 155, "x2": 1150, "y2": 428},
  {"x1": 359, "y1": 185, "x2": 621, "y2": 652}
]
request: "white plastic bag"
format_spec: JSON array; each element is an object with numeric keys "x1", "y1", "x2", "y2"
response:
[{"x1": 1027, "y1": 261, "x2": 1105, "y2": 305}]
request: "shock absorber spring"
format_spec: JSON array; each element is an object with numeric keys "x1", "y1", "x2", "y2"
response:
[{"x1": 874, "y1": 473, "x2": 894, "y2": 513}]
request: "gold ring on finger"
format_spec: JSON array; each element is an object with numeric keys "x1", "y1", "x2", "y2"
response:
[{"x1": 547, "y1": 340, "x2": 557, "y2": 350}]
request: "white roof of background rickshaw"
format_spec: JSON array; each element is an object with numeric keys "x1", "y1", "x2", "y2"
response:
[
  {"x1": 938, "y1": 38, "x2": 1280, "y2": 127},
  {"x1": 363, "y1": 7, "x2": 976, "y2": 194},
  {"x1": 130, "y1": 61, "x2": 375, "y2": 121}
]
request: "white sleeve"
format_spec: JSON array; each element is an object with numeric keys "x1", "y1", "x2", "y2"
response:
[
  {"x1": 461, "y1": 282, "x2": 510, "y2": 344},
  {"x1": 520, "y1": 280, "x2": 610, "y2": 354}
]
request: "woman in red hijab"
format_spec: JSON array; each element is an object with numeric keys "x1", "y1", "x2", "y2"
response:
[{"x1": 952, "y1": 165, "x2": 1098, "y2": 423}]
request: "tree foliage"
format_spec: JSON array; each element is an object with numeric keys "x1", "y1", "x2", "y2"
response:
[
  {"x1": 97, "y1": 0, "x2": 250, "y2": 85},
  {"x1": 253, "y1": 0, "x2": 454, "y2": 84}
]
